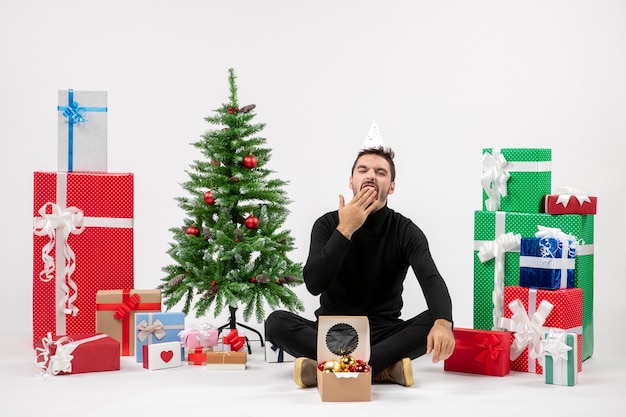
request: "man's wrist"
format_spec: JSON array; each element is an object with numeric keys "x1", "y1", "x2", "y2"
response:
[
  {"x1": 336, "y1": 225, "x2": 354, "y2": 240},
  {"x1": 434, "y1": 318, "x2": 453, "y2": 329}
]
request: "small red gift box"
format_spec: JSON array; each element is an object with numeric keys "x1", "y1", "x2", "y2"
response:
[
  {"x1": 35, "y1": 333, "x2": 120, "y2": 376},
  {"x1": 501, "y1": 286, "x2": 583, "y2": 374},
  {"x1": 444, "y1": 328, "x2": 512, "y2": 376},
  {"x1": 32, "y1": 172, "x2": 134, "y2": 347},
  {"x1": 543, "y1": 191, "x2": 597, "y2": 215}
]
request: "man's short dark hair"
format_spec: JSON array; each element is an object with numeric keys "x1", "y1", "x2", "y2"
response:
[{"x1": 351, "y1": 146, "x2": 396, "y2": 181}]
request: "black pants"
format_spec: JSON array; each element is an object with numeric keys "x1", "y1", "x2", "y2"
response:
[{"x1": 264, "y1": 309, "x2": 435, "y2": 374}]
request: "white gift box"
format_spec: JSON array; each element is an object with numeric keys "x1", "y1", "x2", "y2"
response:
[
  {"x1": 57, "y1": 89, "x2": 108, "y2": 172},
  {"x1": 265, "y1": 342, "x2": 295, "y2": 363},
  {"x1": 142, "y1": 341, "x2": 182, "y2": 370}
]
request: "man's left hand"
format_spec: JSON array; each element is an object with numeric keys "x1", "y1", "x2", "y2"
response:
[{"x1": 426, "y1": 319, "x2": 455, "y2": 363}]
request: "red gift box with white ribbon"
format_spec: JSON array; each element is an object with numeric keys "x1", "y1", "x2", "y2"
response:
[
  {"x1": 32, "y1": 172, "x2": 134, "y2": 347},
  {"x1": 500, "y1": 286, "x2": 583, "y2": 374},
  {"x1": 35, "y1": 333, "x2": 120, "y2": 376},
  {"x1": 543, "y1": 187, "x2": 597, "y2": 215}
]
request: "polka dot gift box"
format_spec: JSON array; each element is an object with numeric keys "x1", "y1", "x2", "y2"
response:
[
  {"x1": 32, "y1": 171, "x2": 134, "y2": 348},
  {"x1": 481, "y1": 148, "x2": 552, "y2": 213},
  {"x1": 500, "y1": 286, "x2": 583, "y2": 375},
  {"x1": 473, "y1": 210, "x2": 594, "y2": 361}
]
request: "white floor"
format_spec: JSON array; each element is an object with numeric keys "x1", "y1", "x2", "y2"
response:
[{"x1": 2, "y1": 331, "x2": 624, "y2": 416}]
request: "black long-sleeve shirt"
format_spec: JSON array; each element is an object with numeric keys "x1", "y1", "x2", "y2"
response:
[{"x1": 303, "y1": 205, "x2": 453, "y2": 324}]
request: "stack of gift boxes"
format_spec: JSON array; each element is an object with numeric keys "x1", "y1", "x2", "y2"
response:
[
  {"x1": 444, "y1": 148, "x2": 596, "y2": 387},
  {"x1": 32, "y1": 89, "x2": 246, "y2": 376}
]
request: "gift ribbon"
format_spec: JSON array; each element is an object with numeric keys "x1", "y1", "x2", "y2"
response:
[
  {"x1": 223, "y1": 329, "x2": 246, "y2": 352},
  {"x1": 136, "y1": 319, "x2": 167, "y2": 342},
  {"x1": 96, "y1": 290, "x2": 161, "y2": 355},
  {"x1": 481, "y1": 150, "x2": 509, "y2": 211},
  {"x1": 498, "y1": 293, "x2": 553, "y2": 373},
  {"x1": 136, "y1": 313, "x2": 184, "y2": 345},
  {"x1": 554, "y1": 186, "x2": 592, "y2": 208},
  {"x1": 57, "y1": 89, "x2": 107, "y2": 172},
  {"x1": 541, "y1": 329, "x2": 573, "y2": 385},
  {"x1": 187, "y1": 348, "x2": 210, "y2": 365},
  {"x1": 478, "y1": 231, "x2": 521, "y2": 329},
  {"x1": 33, "y1": 173, "x2": 134, "y2": 336},
  {"x1": 35, "y1": 333, "x2": 107, "y2": 377},
  {"x1": 33, "y1": 202, "x2": 85, "y2": 319}
]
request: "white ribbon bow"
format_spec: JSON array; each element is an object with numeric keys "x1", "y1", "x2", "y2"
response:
[
  {"x1": 499, "y1": 298, "x2": 553, "y2": 371},
  {"x1": 136, "y1": 319, "x2": 167, "y2": 342},
  {"x1": 35, "y1": 333, "x2": 108, "y2": 378},
  {"x1": 33, "y1": 202, "x2": 85, "y2": 316},
  {"x1": 35, "y1": 333, "x2": 77, "y2": 377},
  {"x1": 541, "y1": 329, "x2": 573, "y2": 384},
  {"x1": 555, "y1": 186, "x2": 592, "y2": 208},
  {"x1": 178, "y1": 322, "x2": 217, "y2": 347},
  {"x1": 478, "y1": 232, "x2": 521, "y2": 329},
  {"x1": 481, "y1": 150, "x2": 510, "y2": 211},
  {"x1": 535, "y1": 225, "x2": 580, "y2": 258},
  {"x1": 541, "y1": 329, "x2": 572, "y2": 362}
]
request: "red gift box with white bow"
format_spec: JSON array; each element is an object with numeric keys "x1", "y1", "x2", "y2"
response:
[
  {"x1": 35, "y1": 333, "x2": 120, "y2": 376},
  {"x1": 500, "y1": 286, "x2": 583, "y2": 374},
  {"x1": 32, "y1": 172, "x2": 134, "y2": 348},
  {"x1": 543, "y1": 187, "x2": 597, "y2": 215}
]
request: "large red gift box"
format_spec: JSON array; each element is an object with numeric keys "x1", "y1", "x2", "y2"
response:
[
  {"x1": 444, "y1": 328, "x2": 512, "y2": 376},
  {"x1": 32, "y1": 172, "x2": 134, "y2": 347},
  {"x1": 502, "y1": 286, "x2": 582, "y2": 374},
  {"x1": 35, "y1": 333, "x2": 120, "y2": 375}
]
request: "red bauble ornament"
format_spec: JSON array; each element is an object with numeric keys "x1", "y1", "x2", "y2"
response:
[
  {"x1": 244, "y1": 215, "x2": 259, "y2": 229},
  {"x1": 211, "y1": 280, "x2": 217, "y2": 286},
  {"x1": 228, "y1": 106, "x2": 234, "y2": 114},
  {"x1": 204, "y1": 191, "x2": 215, "y2": 205},
  {"x1": 186, "y1": 226, "x2": 200, "y2": 236},
  {"x1": 277, "y1": 278, "x2": 284, "y2": 285},
  {"x1": 249, "y1": 277, "x2": 257, "y2": 283},
  {"x1": 242, "y1": 154, "x2": 257, "y2": 169},
  {"x1": 230, "y1": 176, "x2": 239, "y2": 182}
]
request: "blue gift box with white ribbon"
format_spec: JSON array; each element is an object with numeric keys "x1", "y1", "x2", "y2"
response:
[
  {"x1": 57, "y1": 89, "x2": 108, "y2": 172},
  {"x1": 519, "y1": 236, "x2": 576, "y2": 290}
]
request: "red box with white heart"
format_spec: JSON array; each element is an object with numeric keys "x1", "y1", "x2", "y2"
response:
[{"x1": 142, "y1": 341, "x2": 182, "y2": 370}]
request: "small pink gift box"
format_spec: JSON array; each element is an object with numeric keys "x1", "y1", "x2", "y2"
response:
[{"x1": 178, "y1": 323, "x2": 218, "y2": 348}]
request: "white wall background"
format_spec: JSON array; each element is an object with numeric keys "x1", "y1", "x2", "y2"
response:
[{"x1": 2, "y1": 0, "x2": 624, "y2": 357}]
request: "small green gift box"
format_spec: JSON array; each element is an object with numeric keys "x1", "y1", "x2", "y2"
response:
[
  {"x1": 481, "y1": 148, "x2": 551, "y2": 213},
  {"x1": 473, "y1": 210, "x2": 594, "y2": 361}
]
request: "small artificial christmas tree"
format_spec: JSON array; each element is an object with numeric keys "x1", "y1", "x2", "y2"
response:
[{"x1": 159, "y1": 68, "x2": 304, "y2": 327}]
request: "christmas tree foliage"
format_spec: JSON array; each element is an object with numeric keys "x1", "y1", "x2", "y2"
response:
[{"x1": 159, "y1": 68, "x2": 304, "y2": 323}]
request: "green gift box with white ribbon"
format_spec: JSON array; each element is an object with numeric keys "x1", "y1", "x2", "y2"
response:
[
  {"x1": 473, "y1": 210, "x2": 594, "y2": 360},
  {"x1": 482, "y1": 148, "x2": 552, "y2": 213},
  {"x1": 542, "y1": 330, "x2": 578, "y2": 386}
]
